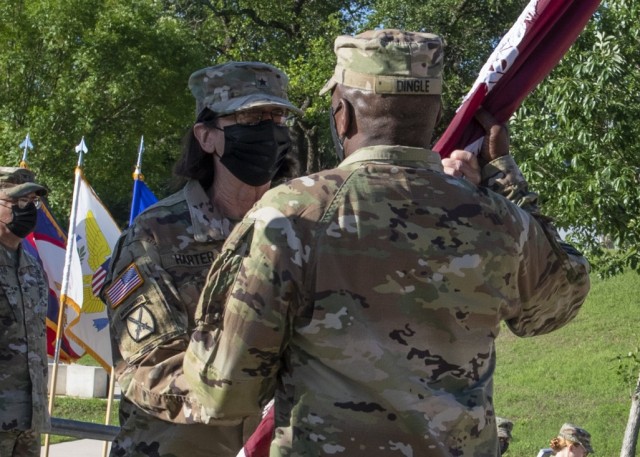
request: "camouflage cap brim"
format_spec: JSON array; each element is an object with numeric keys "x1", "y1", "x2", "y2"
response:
[
  {"x1": 1, "y1": 182, "x2": 48, "y2": 198},
  {"x1": 209, "y1": 93, "x2": 304, "y2": 117}
]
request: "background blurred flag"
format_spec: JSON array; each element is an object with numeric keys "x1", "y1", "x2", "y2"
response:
[
  {"x1": 62, "y1": 169, "x2": 120, "y2": 369},
  {"x1": 434, "y1": 0, "x2": 602, "y2": 157},
  {"x1": 129, "y1": 177, "x2": 157, "y2": 225},
  {"x1": 129, "y1": 135, "x2": 158, "y2": 225},
  {"x1": 22, "y1": 203, "x2": 85, "y2": 362}
]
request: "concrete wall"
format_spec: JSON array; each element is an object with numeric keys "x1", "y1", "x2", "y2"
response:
[{"x1": 48, "y1": 363, "x2": 110, "y2": 398}]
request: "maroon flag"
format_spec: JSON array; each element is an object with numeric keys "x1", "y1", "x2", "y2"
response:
[{"x1": 434, "y1": 0, "x2": 602, "y2": 158}]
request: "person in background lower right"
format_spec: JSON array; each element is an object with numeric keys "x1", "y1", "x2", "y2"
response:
[
  {"x1": 536, "y1": 423, "x2": 594, "y2": 457},
  {"x1": 496, "y1": 417, "x2": 514, "y2": 455}
]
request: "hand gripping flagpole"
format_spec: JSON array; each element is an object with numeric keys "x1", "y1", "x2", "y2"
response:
[{"x1": 43, "y1": 137, "x2": 88, "y2": 455}]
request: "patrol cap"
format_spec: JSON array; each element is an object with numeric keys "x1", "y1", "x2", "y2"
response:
[
  {"x1": 319, "y1": 29, "x2": 443, "y2": 96},
  {"x1": 496, "y1": 417, "x2": 514, "y2": 440},
  {"x1": 558, "y1": 423, "x2": 594, "y2": 453},
  {"x1": 188, "y1": 61, "x2": 303, "y2": 118},
  {"x1": 0, "y1": 167, "x2": 47, "y2": 198}
]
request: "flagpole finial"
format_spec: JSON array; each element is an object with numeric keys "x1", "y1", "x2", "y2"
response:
[
  {"x1": 19, "y1": 133, "x2": 34, "y2": 166},
  {"x1": 134, "y1": 135, "x2": 146, "y2": 178},
  {"x1": 74, "y1": 137, "x2": 88, "y2": 167}
]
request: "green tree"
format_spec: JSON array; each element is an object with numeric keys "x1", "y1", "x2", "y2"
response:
[
  {"x1": 0, "y1": 0, "x2": 205, "y2": 224},
  {"x1": 510, "y1": 0, "x2": 640, "y2": 277}
]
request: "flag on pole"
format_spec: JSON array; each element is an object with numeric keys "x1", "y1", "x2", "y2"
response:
[
  {"x1": 434, "y1": 0, "x2": 602, "y2": 158},
  {"x1": 22, "y1": 204, "x2": 85, "y2": 362},
  {"x1": 17, "y1": 135, "x2": 85, "y2": 362},
  {"x1": 62, "y1": 168, "x2": 121, "y2": 369},
  {"x1": 130, "y1": 178, "x2": 157, "y2": 225},
  {"x1": 129, "y1": 136, "x2": 158, "y2": 225}
]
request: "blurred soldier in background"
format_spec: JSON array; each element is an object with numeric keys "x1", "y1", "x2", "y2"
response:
[
  {"x1": 537, "y1": 423, "x2": 594, "y2": 457},
  {"x1": 497, "y1": 417, "x2": 514, "y2": 455},
  {"x1": 0, "y1": 167, "x2": 49, "y2": 457}
]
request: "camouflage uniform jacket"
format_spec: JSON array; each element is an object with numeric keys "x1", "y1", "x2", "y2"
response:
[
  {"x1": 102, "y1": 179, "x2": 258, "y2": 457},
  {"x1": 0, "y1": 244, "x2": 50, "y2": 433},
  {"x1": 184, "y1": 146, "x2": 590, "y2": 457}
]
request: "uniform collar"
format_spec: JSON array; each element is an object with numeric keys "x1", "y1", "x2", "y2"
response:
[
  {"x1": 184, "y1": 180, "x2": 234, "y2": 242},
  {"x1": 338, "y1": 145, "x2": 444, "y2": 171}
]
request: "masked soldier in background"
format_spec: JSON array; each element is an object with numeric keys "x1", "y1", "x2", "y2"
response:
[
  {"x1": 101, "y1": 62, "x2": 303, "y2": 457},
  {"x1": 497, "y1": 417, "x2": 514, "y2": 455},
  {"x1": 0, "y1": 167, "x2": 50, "y2": 457}
]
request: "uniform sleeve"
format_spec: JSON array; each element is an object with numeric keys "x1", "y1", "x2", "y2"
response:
[
  {"x1": 184, "y1": 215, "x2": 300, "y2": 420},
  {"x1": 102, "y1": 224, "x2": 227, "y2": 424},
  {"x1": 481, "y1": 156, "x2": 591, "y2": 336}
]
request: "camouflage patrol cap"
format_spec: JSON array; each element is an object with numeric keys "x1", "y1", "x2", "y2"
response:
[
  {"x1": 0, "y1": 167, "x2": 47, "y2": 198},
  {"x1": 496, "y1": 417, "x2": 514, "y2": 440},
  {"x1": 188, "y1": 61, "x2": 303, "y2": 118},
  {"x1": 559, "y1": 423, "x2": 594, "y2": 453},
  {"x1": 319, "y1": 29, "x2": 443, "y2": 96}
]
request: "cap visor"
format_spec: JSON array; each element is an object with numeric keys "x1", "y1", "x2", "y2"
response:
[
  {"x1": 2, "y1": 182, "x2": 48, "y2": 198},
  {"x1": 210, "y1": 94, "x2": 303, "y2": 116}
]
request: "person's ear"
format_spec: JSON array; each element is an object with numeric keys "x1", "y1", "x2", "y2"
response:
[
  {"x1": 333, "y1": 98, "x2": 352, "y2": 139},
  {"x1": 193, "y1": 123, "x2": 216, "y2": 153}
]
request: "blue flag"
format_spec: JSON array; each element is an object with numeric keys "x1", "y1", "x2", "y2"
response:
[{"x1": 129, "y1": 177, "x2": 158, "y2": 225}]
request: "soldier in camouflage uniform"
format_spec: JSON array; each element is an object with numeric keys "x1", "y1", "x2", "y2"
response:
[
  {"x1": 184, "y1": 29, "x2": 590, "y2": 456},
  {"x1": 0, "y1": 167, "x2": 50, "y2": 457},
  {"x1": 536, "y1": 423, "x2": 594, "y2": 457},
  {"x1": 100, "y1": 62, "x2": 303, "y2": 457},
  {"x1": 496, "y1": 417, "x2": 514, "y2": 455}
]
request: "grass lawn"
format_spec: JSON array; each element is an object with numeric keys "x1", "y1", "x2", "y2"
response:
[
  {"x1": 45, "y1": 271, "x2": 640, "y2": 454},
  {"x1": 494, "y1": 269, "x2": 640, "y2": 456}
]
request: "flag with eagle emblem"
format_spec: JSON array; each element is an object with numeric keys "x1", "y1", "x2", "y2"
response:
[{"x1": 62, "y1": 170, "x2": 121, "y2": 369}]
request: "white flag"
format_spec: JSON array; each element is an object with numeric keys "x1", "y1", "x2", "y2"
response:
[{"x1": 62, "y1": 170, "x2": 120, "y2": 369}]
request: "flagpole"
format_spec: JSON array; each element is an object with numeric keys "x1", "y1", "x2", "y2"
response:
[
  {"x1": 19, "y1": 133, "x2": 33, "y2": 168},
  {"x1": 43, "y1": 137, "x2": 88, "y2": 456},
  {"x1": 134, "y1": 135, "x2": 144, "y2": 177},
  {"x1": 102, "y1": 366, "x2": 117, "y2": 457},
  {"x1": 130, "y1": 135, "x2": 145, "y2": 225}
]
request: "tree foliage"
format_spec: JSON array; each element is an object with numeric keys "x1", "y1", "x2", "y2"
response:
[
  {"x1": 0, "y1": 0, "x2": 637, "y2": 278},
  {"x1": 510, "y1": 0, "x2": 640, "y2": 277}
]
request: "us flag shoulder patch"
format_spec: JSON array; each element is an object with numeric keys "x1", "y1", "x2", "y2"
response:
[{"x1": 105, "y1": 263, "x2": 144, "y2": 309}]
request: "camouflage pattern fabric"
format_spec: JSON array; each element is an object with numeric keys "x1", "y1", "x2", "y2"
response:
[
  {"x1": 189, "y1": 62, "x2": 303, "y2": 117},
  {"x1": 0, "y1": 429, "x2": 41, "y2": 457},
  {"x1": 0, "y1": 245, "x2": 50, "y2": 457},
  {"x1": 320, "y1": 29, "x2": 443, "y2": 95},
  {"x1": 102, "y1": 179, "x2": 259, "y2": 457},
  {"x1": 558, "y1": 422, "x2": 594, "y2": 453},
  {"x1": 184, "y1": 145, "x2": 590, "y2": 457}
]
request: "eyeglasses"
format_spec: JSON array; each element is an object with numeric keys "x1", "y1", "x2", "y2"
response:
[
  {"x1": 0, "y1": 196, "x2": 42, "y2": 209},
  {"x1": 234, "y1": 108, "x2": 295, "y2": 127}
]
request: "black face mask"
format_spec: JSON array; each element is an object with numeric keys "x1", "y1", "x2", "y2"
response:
[
  {"x1": 219, "y1": 120, "x2": 291, "y2": 186},
  {"x1": 5, "y1": 202, "x2": 38, "y2": 238},
  {"x1": 329, "y1": 106, "x2": 345, "y2": 162},
  {"x1": 499, "y1": 440, "x2": 509, "y2": 455}
]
